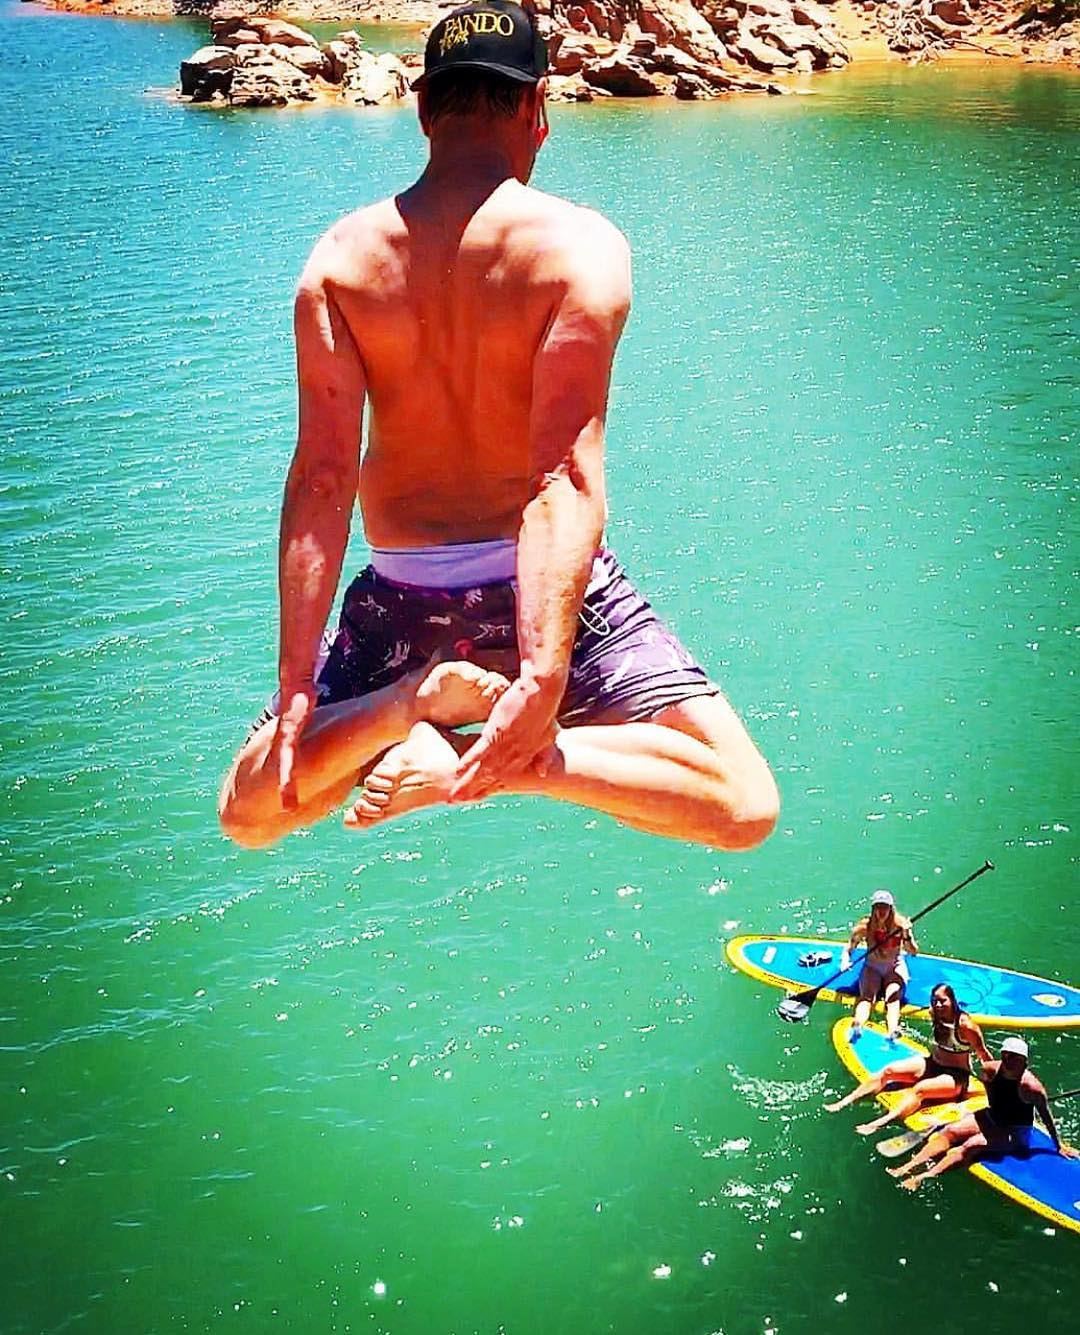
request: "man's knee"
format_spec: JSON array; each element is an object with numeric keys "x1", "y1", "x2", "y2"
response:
[
  {"x1": 956, "y1": 1136, "x2": 987, "y2": 1166},
  {"x1": 219, "y1": 804, "x2": 278, "y2": 850},
  {"x1": 659, "y1": 696, "x2": 779, "y2": 850},
  {"x1": 217, "y1": 760, "x2": 281, "y2": 850},
  {"x1": 945, "y1": 1120, "x2": 980, "y2": 1149},
  {"x1": 703, "y1": 763, "x2": 779, "y2": 851},
  {"x1": 218, "y1": 787, "x2": 274, "y2": 850}
]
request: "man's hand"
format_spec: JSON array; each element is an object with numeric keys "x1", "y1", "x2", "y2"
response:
[
  {"x1": 450, "y1": 674, "x2": 560, "y2": 802},
  {"x1": 275, "y1": 682, "x2": 318, "y2": 811}
]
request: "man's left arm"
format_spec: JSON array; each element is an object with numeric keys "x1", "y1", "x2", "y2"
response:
[
  {"x1": 452, "y1": 219, "x2": 631, "y2": 799},
  {"x1": 1031, "y1": 1086, "x2": 1078, "y2": 1157}
]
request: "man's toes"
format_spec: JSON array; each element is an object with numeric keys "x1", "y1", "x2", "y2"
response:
[
  {"x1": 363, "y1": 772, "x2": 395, "y2": 794},
  {"x1": 345, "y1": 798, "x2": 385, "y2": 826},
  {"x1": 346, "y1": 789, "x2": 392, "y2": 821}
]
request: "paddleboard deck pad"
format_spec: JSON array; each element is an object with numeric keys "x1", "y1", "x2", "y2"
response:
[
  {"x1": 726, "y1": 935, "x2": 1080, "y2": 1029},
  {"x1": 833, "y1": 1018, "x2": 1080, "y2": 1235}
]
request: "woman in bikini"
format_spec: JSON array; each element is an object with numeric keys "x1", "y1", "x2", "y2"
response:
[{"x1": 824, "y1": 982, "x2": 990, "y2": 1134}]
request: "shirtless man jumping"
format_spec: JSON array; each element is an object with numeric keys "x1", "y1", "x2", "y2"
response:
[{"x1": 218, "y1": 2, "x2": 779, "y2": 852}]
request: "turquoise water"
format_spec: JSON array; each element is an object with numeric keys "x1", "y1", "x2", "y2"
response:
[{"x1": 1, "y1": 6, "x2": 1078, "y2": 1331}]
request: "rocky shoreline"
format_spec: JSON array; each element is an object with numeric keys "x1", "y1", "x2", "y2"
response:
[
  {"x1": 178, "y1": 6, "x2": 862, "y2": 106},
  {"x1": 25, "y1": 1, "x2": 1080, "y2": 108}
]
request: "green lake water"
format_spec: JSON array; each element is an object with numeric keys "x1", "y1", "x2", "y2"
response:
[{"x1": 1, "y1": 6, "x2": 1077, "y2": 1331}]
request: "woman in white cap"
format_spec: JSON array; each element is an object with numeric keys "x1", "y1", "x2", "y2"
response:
[
  {"x1": 841, "y1": 888, "x2": 917, "y2": 1041},
  {"x1": 888, "y1": 1035, "x2": 1078, "y2": 1189}
]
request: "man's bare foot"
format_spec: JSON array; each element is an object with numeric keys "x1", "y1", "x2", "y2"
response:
[
  {"x1": 414, "y1": 661, "x2": 509, "y2": 728},
  {"x1": 886, "y1": 1163, "x2": 911, "y2": 1179},
  {"x1": 823, "y1": 1100, "x2": 848, "y2": 1113},
  {"x1": 344, "y1": 722, "x2": 461, "y2": 828},
  {"x1": 900, "y1": 1175, "x2": 924, "y2": 1192},
  {"x1": 855, "y1": 1121, "x2": 884, "y2": 1137}
]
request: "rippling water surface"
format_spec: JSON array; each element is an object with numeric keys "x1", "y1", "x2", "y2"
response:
[{"x1": 1, "y1": 7, "x2": 1077, "y2": 1332}]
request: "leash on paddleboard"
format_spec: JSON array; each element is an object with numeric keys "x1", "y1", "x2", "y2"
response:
[
  {"x1": 776, "y1": 859, "x2": 995, "y2": 1024},
  {"x1": 875, "y1": 1086, "x2": 1080, "y2": 1159}
]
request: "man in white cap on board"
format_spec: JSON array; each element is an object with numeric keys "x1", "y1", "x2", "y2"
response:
[{"x1": 888, "y1": 1035, "x2": 1078, "y2": 1189}]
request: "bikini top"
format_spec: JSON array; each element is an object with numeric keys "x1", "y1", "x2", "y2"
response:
[{"x1": 932, "y1": 1017, "x2": 974, "y2": 1056}]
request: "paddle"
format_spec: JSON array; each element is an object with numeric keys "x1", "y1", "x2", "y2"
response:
[
  {"x1": 776, "y1": 859, "x2": 995, "y2": 1024},
  {"x1": 876, "y1": 1086, "x2": 1080, "y2": 1159}
]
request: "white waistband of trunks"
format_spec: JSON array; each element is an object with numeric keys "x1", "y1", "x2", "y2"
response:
[{"x1": 370, "y1": 539, "x2": 517, "y2": 590}]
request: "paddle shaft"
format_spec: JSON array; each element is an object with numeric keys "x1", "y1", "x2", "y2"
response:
[{"x1": 790, "y1": 859, "x2": 994, "y2": 1007}]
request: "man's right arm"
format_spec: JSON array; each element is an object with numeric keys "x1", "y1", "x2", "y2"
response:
[{"x1": 277, "y1": 249, "x2": 366, "y2": 808}]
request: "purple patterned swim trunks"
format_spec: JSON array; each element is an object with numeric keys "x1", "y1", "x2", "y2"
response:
[{"x1": 260, "y1": 548, "x2": 718, "y2": 729}]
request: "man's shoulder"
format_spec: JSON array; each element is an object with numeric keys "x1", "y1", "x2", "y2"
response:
[
  {"x1": 1020, "y1": 1070, "x2": 1046, "y2": 1098},
  {"x1": 300, "y1": 199, "x2": 402, "y2": 286},
  {"x1": 507, "y1": 189, "x2": 630, "y2": 312},
  {"x1": 515, "y1": 187, "x2": 627, "y2": 255}
]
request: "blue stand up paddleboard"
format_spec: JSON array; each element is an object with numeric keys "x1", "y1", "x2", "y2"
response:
[
  {"x1": 832, "y1": 1018, "x2": 1080, "y2": 1235},
  {"x1": 726, "y1": 935, "x2": 1080, "y2": 1029}
]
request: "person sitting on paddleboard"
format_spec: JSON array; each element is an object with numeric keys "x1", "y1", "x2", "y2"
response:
[
  {"x1": 840, "y1": 889, "x2": 916, "y2": 1040},
  {"x1": 887, "y1": 1035, "x2": 1079, "y2": 1190},
  {"x1": 824, "y1": 982, "x2": 990, "y2": 1130}
]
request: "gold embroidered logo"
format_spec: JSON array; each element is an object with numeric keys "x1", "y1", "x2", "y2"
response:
[{"x1": 440, "y1": 10, "x2": 515, "y2": 55}]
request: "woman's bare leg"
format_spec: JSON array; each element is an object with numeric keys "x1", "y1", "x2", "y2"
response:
[
  {"x1": 823, "y1": 1058, "x2": 923, "y2": 1114},
  {"x1": 855, "y1": 1075, "x2": 964, "y2": 1136},
  {"x1": 884, "y1": 980, "x2": 904, "y2": 1037}
]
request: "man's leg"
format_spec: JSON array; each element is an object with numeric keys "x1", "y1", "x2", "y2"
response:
[
  {"x1": 900, "y1": 1135, "x2": 987, "y2": 1191},
  {"x1": 887, "y1": 1118, "x2": 978, "y2": 1180},
  {"x1": 887, "y1": 1128, "x2": 953, "y2": 1181},
  {"x1": 219, "y1": 661, "x2": 507, "y2": 849},
  {"x1": 347, "y1": 692, "x2": 779, "y2": 851}
]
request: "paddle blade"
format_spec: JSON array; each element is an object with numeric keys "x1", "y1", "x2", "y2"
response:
[
  {"x1": 875, "y1": 1129, "x2": 927, "y2": 1159},
  {"x1": 777, "y1": 995, "x2": 811, "y2": 1024}
]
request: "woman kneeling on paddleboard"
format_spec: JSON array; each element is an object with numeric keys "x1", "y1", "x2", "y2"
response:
[
  {"x1": 825, "y1": 983, "x2": 990, "y2": 1130},
  {"x1": 841, "y1": 889, "x2": 917, "y2": 1040}
]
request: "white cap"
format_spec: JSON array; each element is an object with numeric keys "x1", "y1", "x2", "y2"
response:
[
  {"x1": 870, "y1": 889, "x2": 894, "y2": 907},
  {"x1": 1000, "y1": 1036, "x2": 1029, "y2": 1059}
]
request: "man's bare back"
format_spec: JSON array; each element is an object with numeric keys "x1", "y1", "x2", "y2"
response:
[
  {"x1": 219, "y1": 2, "x2": 778, "y2": 853},
  {"x1": 309, "y1": 179, "x2": 629, "y2": 549}
]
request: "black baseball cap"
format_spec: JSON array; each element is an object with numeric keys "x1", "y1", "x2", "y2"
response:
[{"x1": 413, "y1": 1, "x2": 548, "y2": 91}]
